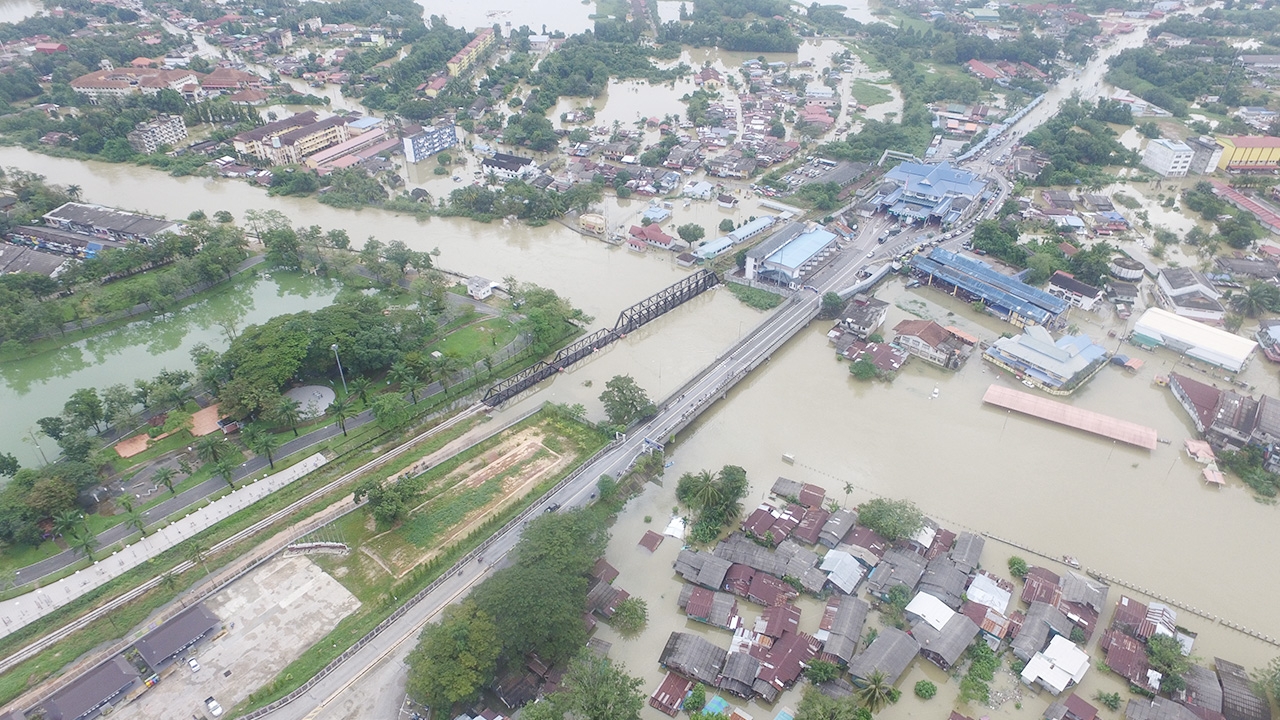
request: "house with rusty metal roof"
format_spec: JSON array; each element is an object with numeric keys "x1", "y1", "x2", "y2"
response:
[
  {"x1": 748, "y1": 573, "x2": 799, "y2": 607},
  {"x1": 1022, "y1": 567, "x2": 1063, "y2": 606},
  {"x1": 1058, "y1": 572, "x2": 1109, "y2": 640},
  {"x1": 960, "y1": 600, "x2": 1013, "y2": 641},
  {"x1": 1012, "y1": 601, "x2": 1073, "y2": 662},
  {"x1": 1216, "y1": 658, "x2": 1272, "y2": 720},
  {"x1": 819, "y1": 509, "x2": 858, "y2": 549},
  {"x1": 679, "y1": 585, "x2": 742, "y2": 631},
  {"x1": 755, "y1": 604, "x2": 802, "y2": 641},
  {"x1": 817, "y1": 595, "x2": 869, "y2": 665},
  {"x1": 848, "y1": 627, "x2": 920, "y2": 685},
  {"x1": 770, "y1": 477, "x2": 826, "y2": 508},
  {"x1": 1045, "y1": 693, "x2": 1099, "y2": 720},
  {"x1": 1112, "y1": 595, "x2": 1177, "y2": 642},
  {"x1": 649, "y1": 672, "x2": 693, "y2": 716},
  {"x1": 793, "y1": 507, "x2": 830, "y2": 545},
  {"x1": 1101, "y1": 629, "x2": 1161, "y2": 693},
  {"x1": 752, "y1": 631, "x2": 821, "y2": 702},
  {"x1": 660, "y1": 632, "x2": 727, "y2": 686}
]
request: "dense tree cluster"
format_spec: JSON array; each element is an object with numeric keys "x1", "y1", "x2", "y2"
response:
[
  {"x1": 1106, "y1": 45, "x2": 1244, "y2": 117},
  {"x1": 597, "y1": 375, "x2": 656, "y2": 427},
  {"x1": 676, "y1": 465, "x2": 750, "y2": 544},
  {"x1": 1182, "y1": 181, "x2": 1265, "y2": 250},
  {"x1": 856, "y1": 497, "x2": 924, "y2": 542},
  {"x1": 408, "y1": 509, "x2": 611, "y2": 714},
  {"x1": 1022, "y1": 98, "x2": 1138, "y2": 185},
  {"x1": 442, "y1": 179, "x2": 604, "y2": 225},
  {"x1": 658, "y1": 0, "x2": 798, "y2": 52},
  {"x1": 525, "y1": 33, "x2": 685, "y2": 115},
  {"x1": 970, "y1": 220, "x2": 1115, "y2": 286},
  {"x1": 508, "y1": 280, "x2": 593, "y2": 356}
]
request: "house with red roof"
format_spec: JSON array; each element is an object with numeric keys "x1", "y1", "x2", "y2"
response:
[{"x1": 629, "y1": 223, "x2": 678, "y2": 250}]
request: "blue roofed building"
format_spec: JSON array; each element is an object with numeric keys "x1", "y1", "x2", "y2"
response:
[
  {"x1": 910, "y1": 248, "x2": 1069, "y2": 327},
  {"x1": 877, "y1": 161, "x2": 988, "y2": 225},
  {"x1": 696, "y1": 235, "x2": 736, "y2": 260},
  {"x1": 983, "y1": 325, "x2": 1110, "y2": 394},
  {"x1": 745, "y1": 223, "x2": 841, "y2": 288}
]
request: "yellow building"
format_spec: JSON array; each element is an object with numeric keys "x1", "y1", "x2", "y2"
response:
[
  {"x1": 446, "y1": 28, "x2": 495, "y2": 76},
  {"x1": 1216, "y1": 135, "x2": 1280, "y2": 171},
  {"x1": 579, "y1": 213, "x2": 607, "y2": 234}
]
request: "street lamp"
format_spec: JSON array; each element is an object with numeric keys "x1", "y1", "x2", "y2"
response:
[{"x1": 331, "y1": 343, "x2": 348, "y2": 394}]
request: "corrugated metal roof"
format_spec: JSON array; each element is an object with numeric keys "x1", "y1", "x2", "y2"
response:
[{"x1": 982, "y1": 384, "x2": 1159, "y2": 450}]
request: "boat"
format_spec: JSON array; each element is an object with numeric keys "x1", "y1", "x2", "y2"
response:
[
  {"x1": 930, "y1": 386, "x2": 939, "y2": 399},
  {"x1": 1062, "y1": 555, "x2": 1081, "y2": 569}
]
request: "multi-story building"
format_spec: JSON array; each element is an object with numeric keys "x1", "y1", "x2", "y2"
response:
[
  {"x1": 446, "y1": 27, "x2": 495, "y2": 76},
  {"x1": 1215, "y1": 135, "x2": 1280, "y2": 172},
  {"x1": 1141, "y1": 138, "x2": 1193, "y2": 177},
  {"x1": 875, "y1": 161, "x2": 987, "y2": 226},
  {"x1": 126, "y1": 114, "x2": 187, "y2": 154},
  {"x1": 1185, "y1": 135, "x2": 1224, "y2": 175},
  {"x1": 233, "y1": 111, "x2": 319, "y2": 159},
  {"x1": 233, "y1": 112, "x2": 352, "y2": 165},
  {"x1": 70, "y1": 67, "x2": 201, "y2": 104},
  {"x1": 402, "y1": 124, "x2": 458, "y2": 163},
  {"x1": 1154, "y1": 267, "x2": 1226, "y2": 323},
  {"x1": 480, "y1": 152, "x2": 536, "y2": 182},
  {"x1": 42, "y1": 202, "x2": 180, "y2": 244}
]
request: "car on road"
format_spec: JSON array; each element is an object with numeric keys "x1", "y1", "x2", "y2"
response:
[
  {"x1": 866, "y1": 251, "x2": 874, "y2": 258},
  {"x1": 544, "y1": 503, "x2": 561, "y2": 513},
  {"x1": 205, "y1": 698, "x2": 223, "y2": 717},
  {"x1": 188, "y1": 657, "x2": 200, "y2": 672}
]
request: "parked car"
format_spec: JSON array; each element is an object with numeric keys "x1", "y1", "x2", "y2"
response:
[
  {"x1": 205, "y1": 698, "x2": 224, "y2": 717},
  {"x1": 188, "y1": 657, "x2": 200, "y2": 673}
]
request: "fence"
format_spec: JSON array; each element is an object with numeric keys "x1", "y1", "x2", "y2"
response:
[{"x1": 238, "y1": 435, "x2": 622, "y2": 719}]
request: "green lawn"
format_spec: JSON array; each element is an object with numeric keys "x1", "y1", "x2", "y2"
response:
[
  {"x1": 849, "y1": 79, "x2": 894, "y2": 107},
  {"x1": 426, "y1": 317, "x2": 518, "y2": 359},
  {"x1": 728, "y1": 283, "x2": 785, "y2": 310}
]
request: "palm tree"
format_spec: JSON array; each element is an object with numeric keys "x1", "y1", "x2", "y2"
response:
[
  {"x1": 328, "y1": 395, "x2": 353, "y2": 436},
  {"x1": 195, "y1": 435, "x2": 228, "y2": 466},
  {"x1": 843, "y1": 481, "x2": 854, "y2": 508},
  {"x1": 153, "y1": 466, "x2": 178, "y2": 495},
  {"x1": 241, "y1": 423, "x2": 281, "y2": 469},
  {"x1": 389, "y1": 362, "x2": 420, "y2": 403},
  {"x1": 65, "y1": 184, "x2": 81, "y2": 201},
  {"x1": 52, "y1": 509, "x2": 83, "y2": 539},
  {"x1": 158, "y1": 572, "x2": 179, "y2": 592},
  {"x1": 434, "y1": 354, "x2": 465, "y2": 397},
  {"x1": 121, "y1": 499, "x2": 148, "y2": 537},
  {"x1": 348, "y1": 376, "x2": 373, "y2": 407},
  {"x1": 214, "y1": 456, "x2": 238, "y2": 488},
  {"x1": 1230, "y1": 281, "x2": 1280, "y2": 318},
  {"x1": 69, "y1": 528, "x2": 97, "y2": 561},
  {"x1": 270, "y1": 396, "x2": 303, "y2": 437},
  {"x1": 688, "y1": 470, "x2": 722, "y2": 513},
  {"x1": 184, "y1": 539, "x2": 211, "y2": 577},
  {"x1": 856, "y1": 670, "x2": 893, "y2": 713}
]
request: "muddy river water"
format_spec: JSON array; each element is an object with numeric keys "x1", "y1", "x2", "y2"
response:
[{"x1": 2, "y1": 2, "x2": 1278, "y2": 713}]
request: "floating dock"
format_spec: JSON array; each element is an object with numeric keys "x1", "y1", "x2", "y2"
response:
[{"x1": 982, "y1": 384, "x2": 1159, "y2": 450}]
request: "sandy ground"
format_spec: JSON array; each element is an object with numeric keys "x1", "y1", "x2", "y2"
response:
[{"x1": 111, "y1": 556, "x2": 361, "y2": 720}]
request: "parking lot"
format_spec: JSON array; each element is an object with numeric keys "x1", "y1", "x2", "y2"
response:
[{"x1": 115, "y1": 555, "x2": 361, "y2": 720}]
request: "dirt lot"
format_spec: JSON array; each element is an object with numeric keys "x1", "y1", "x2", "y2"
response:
[{"x1": 111, "y1": 555, "x2": 361, "y2": 720}]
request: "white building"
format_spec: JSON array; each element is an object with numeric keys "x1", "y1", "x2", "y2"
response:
[
  {"x1": 1142, "y1": 138, "x2": 1194, "y2": 178},
  {"x1": 1132, "y1": 307, "x2": 1257, "y2": 372},
  {"x1": 480, "y1": 153, "x2": 537, "y2": 182},
  {"x1": 402, "y1": 124, "x2": 458, "y2": 163},
  {"x1": 744, "y1": 223, "x2": 840, "y2": 287},
  {"x1": 126, "y1": 114, "x2": 187, "y2": 154},
  {"x1": 1021, "y1": 635, "x2": 1089, "y2": 695},
  {"x1": 467, "y1": 276, "x2": 494, "y2": 300},
  {"x1": 1154, "y1": 267, "x2": 1226, "y2": 322}
]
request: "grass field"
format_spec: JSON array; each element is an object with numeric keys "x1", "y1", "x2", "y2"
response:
[
  {"x1": 425, "y1": 317, "x2": 518, "y2": 359},
  {"x1": 849, "y1": 79, "x2": 894, "y2": 107},
  {"x1": 728, "y1": 282, "x2": 785, "y2": 310}
]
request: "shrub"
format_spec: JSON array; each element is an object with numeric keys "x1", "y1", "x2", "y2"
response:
[
  {"x1": 914, "y1": 680, "x2": 937, "y2": 699},
  {"x1": 1008, "y1": 556, "x2": 1029, "y2": 579}
]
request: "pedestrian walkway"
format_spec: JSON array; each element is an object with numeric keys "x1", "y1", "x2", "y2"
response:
[{"x1": 0, "y1": 454, "x2": 327, "y2": 641}]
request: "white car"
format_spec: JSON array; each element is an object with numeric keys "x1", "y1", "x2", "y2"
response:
[
  {"x1": 866, "y1": 251, "x2": 874, "y2": 258},
  {"x1": 205, "y1": 698, "x2": 223, "y2": 717},
  {"x1": 188, "y1": 657, "x2": 200, "y2": 672}
]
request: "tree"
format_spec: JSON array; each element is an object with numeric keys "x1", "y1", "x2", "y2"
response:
[
  {"x1": 856, "y1": 670, "x2": 893, "y2": 713},
  {"x1": 68, "y1": 527, "x2": 97, "y2": 561},
  {"x1": 676, "y1": 469, "x2": 721, "y2": 513},
  {"x1": 719, "y1": 218, "x2": 735, "y2": 232},
  {"x1": 819, "y1": 292, "x2": 843, "y2": 320},
  {"x1": 1254, "y1": 656, "x2": 1280, "y2": 706},
  {"x1": 609, "y1": 597, "x2": 648, "y2": 637},
  {"x1": 552, "y1": 654, "x2": 645, "y2": 720},
  {"x1": 64, "y1": 387, "x2": 104, "y2": 432},
  {"x1": 348, "y1": 375, "x2": 373, "y2": 406},
  {"x1": 676, "y1": 223, "x2": 705, "y2": 244},
  {"x1": 121, "y1": 498, "x2": 147, "y2": 537},
  {"x1": 153, "y1": 467, "x2": 178, "y2": 495},
  {"x1": 184, "y1": 539, "x2": 211, "y2": 577},
  {"x1": 0, "y1": 452, "x2": 17, "y2": 478},
  {"x1": 371, "y1": 394, "x2": 410, "y2": 431},
  {"x1": 1147, "y1": 634, "x2": 1191, "y2": 692},
  {"x1": 195, "y1": 435, "x2": 228, "y2": 466},
  {"x1": 241, "y1": 424, "x2": 282, "y2": 469},
  {"x1": 914, "y1": 680, "x2": 937, "y2": 699},
  {"x1": 1230, "y1": 281, "x2": 1280, "y2": 318},
  {"x1": 1008, "y1": 556, "x2": 1029, "y2": 579},
  {"x1": 849, "y1": 359, "x2": 878, "y2": 380},
  {"x1": 406, "y1": 600, "x2": 501, "y2": 712},
  {"x1": 214, "y1": 456, "x2": 238, "y2": 488},
  {"x1": 270, "y1": 396, "x2": 303, "y2": 437},
  {"x1": 390, "y1": 362, "x2": 423, "y2": 404},
  {"x1": 806, "y1": 659, "x2": 840, "y2": 684},
  {"x1": 353, "y1": 477, "x2": 410, "y2": 524},
  {"x1": 52, "y1": 509, "x2": 84, "y2": 538},
  {"x1": 329, "y1": 395, "x2": 354, "y2": 436},
  {"x1": 795, "y1": 685, "x2": 869, "y2": 720},
  {"x1": 857, "y1": 498, "x2": 924, "y2": 541},
  {"x1": 686, "y1": 684, "x2": 707, "y2": 712},
  {"x1": 598, "y1": 375, "x2": 656, "y2": 427}
]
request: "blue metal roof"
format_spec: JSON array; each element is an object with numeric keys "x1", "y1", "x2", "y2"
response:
[
  {"x1": 766, "y1": 228, "x2": 836, "y2": 271},
  {"x1": 911, "y1": 248, "x2": 1069, "y2": 324},
  {"x1": 885, "y1": 161, "x2": 986, "y2": 201}
]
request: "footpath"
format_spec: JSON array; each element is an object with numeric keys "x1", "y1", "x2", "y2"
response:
[{"x1": 0, "y1": 454, "x2": 328, "y2": 642}]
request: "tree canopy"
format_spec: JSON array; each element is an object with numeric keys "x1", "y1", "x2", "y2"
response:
[
  {"x1": 856, "y1": 497, "x2": 924, "y2": 541},
  {"x1": 406, "y1": 600, "x2": 501, "y2": 712},
  {"x1": 598, "y1": 375, "x2": 656, "y2": 427}
]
